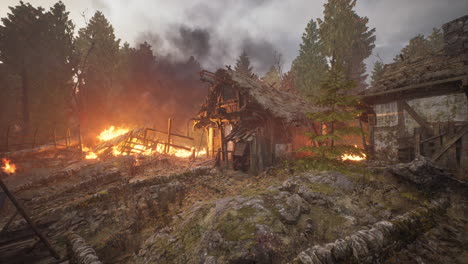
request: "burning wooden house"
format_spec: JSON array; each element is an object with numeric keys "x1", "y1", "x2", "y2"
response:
[
  {"x1": 363, "y1": 15, "x2": 468, "y2": 177},
  {"x1": 194, "y1": 69, "x2": 320, "y2": 173}
]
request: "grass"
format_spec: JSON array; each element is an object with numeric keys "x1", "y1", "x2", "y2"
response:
[{"x1": 306, "y1": 182, "x2": 336, "y2": 195}]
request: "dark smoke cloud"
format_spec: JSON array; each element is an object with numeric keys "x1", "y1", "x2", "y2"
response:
[
  {"x1": 170, "y1": 25, "x2": 211, "y2": 60},
  {"x1": 240, "y1": 37, "x2": 278, "y2": 74}
]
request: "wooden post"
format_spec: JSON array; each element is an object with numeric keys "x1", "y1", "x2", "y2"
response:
[
  {"x1": 414, "y1": 128, "x2": 421, "y2": 157},
  {"x1": 368, "y1": 115, "x2": 375, "y2": 157},
  {"x1": 5, "y1": 125, "x2": 10, "y2": 152},
  {"x1": 0, "y1": 176, "x2": 60, "y2": 260},
  {"x1": 32, "y1": 127, "x2": 38, "y2": 148},
  {"x1": 447, "y1": 123, "x2": 458, "y2": 169},
  {"x1": 220, "y1": 125, "x2": 226, "y2": 163},
  {"x1": 249, "y1": 135, "x2": 258, "y2": 175},
  {"x1": 208, "y1": 127, "x2": 214, "y2": 158},
  {"x1": 165, "y1": 118, "x2": 172, "y2": 154},
  {"x1": 53, "y1": 126, "x2": 57, "y2": 149},
  {"x1": 78, "y1": 124, "x2": 83, "y2": 152},
  {"x1": 460, "y1": 129, "x2": 468, "y2": 177}
]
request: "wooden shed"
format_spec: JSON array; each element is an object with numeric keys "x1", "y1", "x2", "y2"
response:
[
  {"x1": 363, "y1": 15, "x2": 468, "y2": 178},
  {"x1": 194, "y1": 69, "x2": 319, "y2": 174}
]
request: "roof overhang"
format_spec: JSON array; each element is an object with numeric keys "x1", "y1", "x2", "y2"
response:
[{"x1": 362, "y1": 75, "x2": 468, "y2": 105}]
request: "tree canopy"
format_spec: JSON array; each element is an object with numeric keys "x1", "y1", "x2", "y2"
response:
[
  {"x1": 291, "y1": 19, "x2": 328, "y2": 97},
  {"x1": 234, "y1": 51, "x2": 255, "y2": 78},
  {"x1": 318, "y1": 0, "x2": 376, "y2": 92}
]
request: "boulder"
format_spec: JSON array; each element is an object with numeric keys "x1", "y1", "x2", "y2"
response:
[{"x1": 386, "y1": 156, "x2": 451, "y2": 188}]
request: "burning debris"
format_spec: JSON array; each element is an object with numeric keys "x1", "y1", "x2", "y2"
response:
[
  {"x1": 1, "y1": 158, "x2": 16, "y2": 174},
  {"x1": 83, "y1": 123, "x2": 206, "y2": 160}
]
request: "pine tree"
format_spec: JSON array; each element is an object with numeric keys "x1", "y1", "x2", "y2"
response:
[
  {"x1": 262, "y1": 65, "x2": 282, "y2": 88},
  {"x1": 0, "y1": 1, "x2": 76, "y2": 133},
  {"x1": 75, "y1": 11, "x2": 120, "y2": 129},
  {"x1": 291, "y1": 19, "x2": 328, "y2": 97},
  {"x1": 318, "y1": 0, "x2": 376, "y2": 92},
  {"x1": 395, "y1": 28, "x2": 444, "y2": 62},
  {"x1": 370, "y1": 61, "x2": 384, "y2": 87},
  {"x1": 301, "y1": 67, "x2": 365, "y2": 160},
  {"x1": 234, "y1": 51, "x2": 254, "y2": 77}
]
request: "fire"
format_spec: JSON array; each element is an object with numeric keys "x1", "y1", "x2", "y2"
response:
[
  {"x1": 83, "y1": 146, "x2": 98, "y2": 160},
  {"x1": 97, "y1": 126, "x2": 129, "y2": 141},
  {"x1": 341, "y1": 145, "x2": 366, "y2": 161},
  {"x1": 1, "y1": 158, "x2": 17, "y2": 174},
  {"x1": 82, "y1": 126, "x2": 207, "y2": 160}
]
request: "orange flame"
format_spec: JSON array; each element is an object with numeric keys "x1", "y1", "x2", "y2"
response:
[
  {"x1": 97, "y1": 126, "x2": 129, "y2": 141},
  {"x1": 84, "y1": 126, "x2": 207, "y2": 160},
  {"x1": 341, "y1": 145, "x2": 366, "y2": 161},
  {"x1": 83, "y1": 146, "x2": 98, "y2": 160},
  {"x1": 1, "y1": 158, "x2": 17, "y2": 174}
]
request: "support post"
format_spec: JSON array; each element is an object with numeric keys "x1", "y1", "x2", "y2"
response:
[
  {"x1": 0, "y1": 175, "x2": 60, "y2": 260},
  {"x1": 78, "y1": 124, "x2": 83, "y2": 152},
  {"x1": 6, "y1": 125, "x2": 10, "y2": 152},
  {"x1": 32, "y1": 128, "x2": 38, "y2": 148},
  {"x1": 53, "y1": 126, "x2": 57, "y2": 149},
  {"x1": 414, "y1": 128, "x2": 421, "y2": 157},
  {"x1": 165, "y1": 118, "x2": 172, "y2": 154}
]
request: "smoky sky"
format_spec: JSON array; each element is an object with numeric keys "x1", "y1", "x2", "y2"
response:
[{"x1": 2, "y1": 0, "x2": 468, "y2": 76}]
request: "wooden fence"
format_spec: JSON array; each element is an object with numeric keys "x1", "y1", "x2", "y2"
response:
[
  {"x1": 414, "y1": 122, "x2": 468, "y2": 177},
  {"x1": 0, "y1": 125, "x2": 79, "y2": 153}
]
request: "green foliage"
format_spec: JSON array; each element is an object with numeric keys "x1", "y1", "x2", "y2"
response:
[
  {"x1": 318, "y1": 0, "x2": 376, "y2": 92},
  {"x1": 234, "y1": 51, "x2": 255, "y2": 78},
  {"x1": 262, "y1": 65, "x2": 282, "y2": 88},
  {"x1": 394, "y1": 28, "x2": 444, "y2": 62},
  {"x1": 291, "y1": 19, "x2": 328, "y2": 98},
  {"x1": 301, "y1": 67, "x2": 365, "y2": 160},
  {"x1": 75, "y1": 11, "x2": 121, "y2": 129},
  {"x1": 0, "y1": 1, "x2": 77, "y2": 132},
  {"x1": 291, "y1": 156, "x2": 370, "y2": 176},
  {"x1": 370, "y1": 60, "x2": 384, "y2": 87}
]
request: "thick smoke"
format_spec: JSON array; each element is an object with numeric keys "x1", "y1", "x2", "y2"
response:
[{"x1": 171, "y1": 26, "x2": 211, "y2": 60}]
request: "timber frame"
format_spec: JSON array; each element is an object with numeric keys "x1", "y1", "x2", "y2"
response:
[{"x1": 194, "y1": 69, "x2": 317, "y2": 174}]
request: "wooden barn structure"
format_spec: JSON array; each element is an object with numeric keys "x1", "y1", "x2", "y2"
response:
[
  {"x1": 363, "y1": 15, "x2": 468, "y2": 178},
  {"x1": 194, "y1": 69, "x2": 319, "y2": 174}
]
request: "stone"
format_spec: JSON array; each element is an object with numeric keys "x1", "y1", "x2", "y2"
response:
[{"x1": 386, "y1": 156, "x2": 451, "y2": 188}]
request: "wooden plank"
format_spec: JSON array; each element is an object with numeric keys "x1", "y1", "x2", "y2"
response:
[
  {"x1": 400, "y1": 100, "x2": 433, "y2": 135},
  {"x1": 432, "y1": 124, "x2": 468, "y2": 161},
  {"x1": 146, "y1": 128, "x2": 194, "y2": 140},
  {"x1": 446, "y1": 123, "x2": 458, "y2": 168},
  {"x1": 0, "y1": 176, "x2": 60, "y2": 260},
  {"x1": 460, "y1": 131, "x2": 468, "y2": 177},
  {"x1": 249, "y1": 136, "x2": 258, "y2": 175}
]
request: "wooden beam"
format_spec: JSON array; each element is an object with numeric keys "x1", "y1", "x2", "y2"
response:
[
  {"x1": 432, "y1": 125, "x2": 468, "y2": 161},
  {"x1": 0, "y1": 176, "x2": 60, "y2": 260},
  {"x1": 362, "y1": 75, "x2": 467, "y2": 101},
  {"x1": 145, "y1": 128, "x2": 194, "y2": 140},
  {"x1": 400, "y1": 100, "x2": 433, "y2": 134},
  {"x1": 165, "y1": 118, "x2": 172, "y2": 154}
]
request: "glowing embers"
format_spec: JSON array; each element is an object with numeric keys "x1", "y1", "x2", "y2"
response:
[
  {"x1": 1, "y1": 158, "x2": 17, "y2": 174},
  {"x1": 341, "y1": 145, "x2": 366, "y2": 161},
  {"x1": 83, "y1": 147, "x2": 98, "y2": 160}
]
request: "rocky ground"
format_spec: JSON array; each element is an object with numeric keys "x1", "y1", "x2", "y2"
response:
[{"x1": 0, "y1": 150, "x2": 467, "y2": 264}]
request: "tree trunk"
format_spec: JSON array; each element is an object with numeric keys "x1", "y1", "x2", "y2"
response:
[{"x1": 20, "y1": 68, "x2": 30, "y2": 136}]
